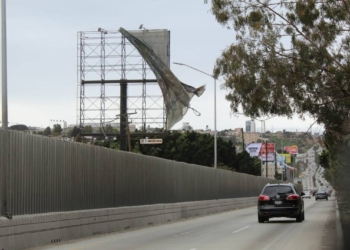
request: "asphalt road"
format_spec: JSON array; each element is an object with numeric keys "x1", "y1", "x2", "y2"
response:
[{"x1": 36, "y1": 196, "x2": 339, "y2": 250}]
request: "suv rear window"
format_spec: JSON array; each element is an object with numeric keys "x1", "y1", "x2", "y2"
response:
[{"x1": 262, "y1": 186, "x2": 294, "y2": 196}]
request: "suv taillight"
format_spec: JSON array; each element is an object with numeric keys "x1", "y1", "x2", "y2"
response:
[
  {"x1": 258, "y1": 195, "x2": 270, "y2": 201},
  {"x1": 286, "y1": 194, "x2": 299, "y2": 200}
]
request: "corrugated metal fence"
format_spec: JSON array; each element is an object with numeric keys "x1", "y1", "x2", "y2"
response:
[{"x1": 0, "y1": 130, "x2": 292, "y2": 216}]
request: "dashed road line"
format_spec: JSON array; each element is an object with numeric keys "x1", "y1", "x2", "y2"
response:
[{"x1": 232, "y1": 226, "x2": 250, "y2": 234}]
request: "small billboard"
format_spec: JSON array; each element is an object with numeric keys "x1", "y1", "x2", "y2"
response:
[
  {"x1": 246, "y1": 143, "x2": 262, "y2": 157},
  {"x1": 140, "y1": 139, "x2": 163, "y2": 144},
  {"x1": 280, "y1": 154, "x2": 291, "y2": 163},
  {"x1": 284, "y1": 145, "x2": 298, "y2": 154}
]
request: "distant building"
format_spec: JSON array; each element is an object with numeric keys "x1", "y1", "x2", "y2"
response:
[
  {"x1": 245, "y1": 120, "x2": 256, "y2": 132},
  {"x1": 243, "y1": 132, "x2": 260, "y2": 144},
  {"x1": 261, "y1": 162, "x2": 276, "y2": 179},
  {"x1": 182, "y1": 122, "x2": 192, "y2": 131},
  {"x1": 129, "y1": 124, "x2": 136, "y2": 132}
]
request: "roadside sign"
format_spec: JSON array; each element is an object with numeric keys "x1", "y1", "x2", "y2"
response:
[
  {"x1": 284, "y1": 145, "x2": 298, "y2": 154},
  {"x1": 140, "y1": 138, "x2": 163, "y2": 144}
]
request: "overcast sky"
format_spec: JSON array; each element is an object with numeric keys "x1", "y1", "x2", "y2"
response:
[{"x1": 1, "y1": 0, "x2": 323, "y2": 133}]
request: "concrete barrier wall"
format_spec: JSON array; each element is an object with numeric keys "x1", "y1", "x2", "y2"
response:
[{"x1": 0, "y1": 197, "x2": 257, "y2": 250}]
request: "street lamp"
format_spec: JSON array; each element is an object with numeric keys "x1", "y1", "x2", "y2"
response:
[
  {"x1": 254, "y1": 116, "x2": 277, "y2": 133},
  {"x1": 1, "y1": 0, "x2": 8, "y2": 130},
  {"x1": 173, "y1": 62, "x2": 217, "y2": 168}
]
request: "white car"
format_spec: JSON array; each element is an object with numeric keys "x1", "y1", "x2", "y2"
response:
[{"x1": 302, "y1": 190, "x2": 312, "y2": 199}]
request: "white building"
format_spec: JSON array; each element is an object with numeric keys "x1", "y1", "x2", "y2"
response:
[{"x1": 245, "y1": 120, "x2": 256, "y2": 132}]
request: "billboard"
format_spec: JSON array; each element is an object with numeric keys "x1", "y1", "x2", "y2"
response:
[
  {"x1": 280, "y1": 153, "x2": 291, "y2": 163},
  {"x1": 127, "y1": 29, "x2": 170, "y2": 67},
  {"x1": 246, "y1": 143, "x2": 262, "y2": 157},
  {"x1": 259, "y1": 143, "x2": 275, "y2": 161},
  {"x1": 284, "y1": 145, "x2": 298, "y2": 154},
  {"x1": 140, "y1": 138, "x2": 163, "y2": 144},
  {"x1": 276, "y1": 155, "x2": 286, "y2": 167}
]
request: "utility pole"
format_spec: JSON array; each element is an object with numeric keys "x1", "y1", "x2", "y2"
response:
[
  {"x1": 266, "y1": 141, "x2": 268, "y2": 178},
  {"x1": 260, "y1": 137, "x2": 269, "y2": 178},
  {"x1": 125, "y1": 115, "x2": 132, "y2": 152},
  {"x1": 241, "y1": 128, "x2": 245, "y2": 149},
  {"x1": 275, "y1": 151, "x2": 277, "y2": 180},
  {"x1": 116, "y1": 111, "x2": 137, "y2": 152}
]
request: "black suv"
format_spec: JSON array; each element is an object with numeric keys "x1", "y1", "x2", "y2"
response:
[{"x1": 257, "y1": 183, "x2": 305, "y2": 223}]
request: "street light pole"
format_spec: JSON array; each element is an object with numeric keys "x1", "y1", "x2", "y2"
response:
[
  {"x1": 266, "y1": 141, "x2": 268, "y2": 178},
  {"x1": 214, "y1": 77, "x2": 217, "y2": 168},
  {"x1": 1, "y1": 0, "x2": 8, "y2": 130},
  {"x1": 255, "y1": 116, "x2": 276, "y2": 133},
  {"x1": 173, "y1": 62, "x2": 217, "y2": 168}
]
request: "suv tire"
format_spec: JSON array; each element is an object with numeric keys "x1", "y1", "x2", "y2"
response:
[
  {"x1": 258, "y1": 214, "x2": 265, "y2": 223},
  {"x1": 296, "y1": 212, "x2": 303, "y2": 222}
]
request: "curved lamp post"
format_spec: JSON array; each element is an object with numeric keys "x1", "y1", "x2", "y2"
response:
[{"x1": 173, "y1": 62, "x2": 217, "y2": 169}]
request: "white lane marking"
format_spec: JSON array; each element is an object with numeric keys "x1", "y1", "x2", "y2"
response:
[
  {"x1": 174, "y1": 231, "x2": 194, "y2": 237},
  {"x1": 179, "y1": 231, "x2": 193, "y2": 236},
  {"x1": 232, "y1": 226, "x2": 250, "y2": 234}
]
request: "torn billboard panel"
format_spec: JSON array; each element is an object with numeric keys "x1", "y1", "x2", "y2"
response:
[
  {"x1": 119, "y1": 27, "x2": 205, "y2": 130},
  {"x1": 126, "y1": 29, "x2": 171, "y2": 68}
]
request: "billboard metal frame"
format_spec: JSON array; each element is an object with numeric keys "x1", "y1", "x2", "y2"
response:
[{"x1": 77, "y1": 29, "x2": 167, "y2": 149}]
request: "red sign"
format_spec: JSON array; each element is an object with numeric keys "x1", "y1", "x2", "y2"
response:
[
  {"x1": 259, "y1": 143, "x2": 275, "y2": 161},
  {"x1": 284, "y1": 145, "x2": 298, "y2": 154}
]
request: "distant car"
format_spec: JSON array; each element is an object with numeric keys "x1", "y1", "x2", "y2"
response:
[
  {"x1": 257, "y1": 183, "x2": 305, "y2": 223},
  {"x1": 315, "y1": 191, "x2": 328, "y2": 201},
  {"x1": 302, "y1": 190, "x2": 311, "y2": 199}
]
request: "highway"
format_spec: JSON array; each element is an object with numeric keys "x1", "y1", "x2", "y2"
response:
[
  {"x1": 36, "y1": 147, "x2": 341, "y2": 250},
  {"x1": 37, "y1": 196, "x2": 339, "y2": 250}
]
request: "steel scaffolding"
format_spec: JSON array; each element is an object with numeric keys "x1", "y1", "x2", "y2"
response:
[{"x1": 77, "y1": 29, "x2": 166, "y2": 147}]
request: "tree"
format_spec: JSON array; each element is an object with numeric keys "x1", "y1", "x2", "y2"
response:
[
  {"x1": 83, "y1": 125, "x2": 93, "y2": 134},
  {"x1": 71, "y1": 126, "x2": 81, "y2": 138},
  {"x1": 136, "y1": 131, "x2": 237, "y2": 168},
  {"x1": 53, "y1": 124, "x2": 62, "y2": 134},
  {"x1": 43, "y1": 126, "x2": 51, "y2": 136},
  {"x1": 9, "y1": 124, "x2": 28, "y2": 131},
  {"x1": 99, "y1": 125, "x2": 114, "y2": 134},
  {"x1": 210, "y1": 0, "x2": 350, "y2": 138},
  {"x1": 234, "y1": 152, "x2": 261, "y2": 176}
]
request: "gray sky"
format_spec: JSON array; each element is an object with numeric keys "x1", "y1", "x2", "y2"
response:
[{"x1": 2, "y1": 0, "x2": 323, "y2": 133}]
